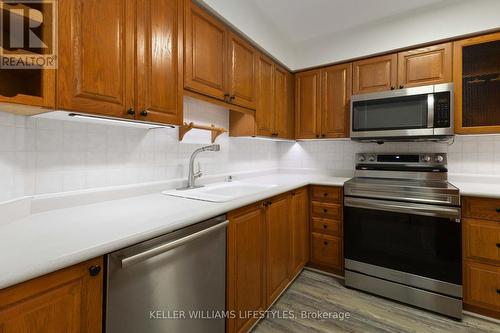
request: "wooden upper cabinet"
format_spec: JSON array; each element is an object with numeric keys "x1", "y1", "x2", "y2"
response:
[
  {"x1": 184, "y1": 0, "x2": 227, "y2": 101},
  {"x1": 266, "y1": 194, "x2": 291, "y2": 306},
  {"x1": 0, "y1": 257, "x2": 103, "y2": 333},
  {"x1": 453, "y1": 32, "x2": 500, "y2": 134},
  {"x1": 352, "y1": 54, "x2": 397, "y2": 94},
  {"x1": 256, "y1": 54, "x2": 275, "y2": 136},
  {"x1": 290, "y1": 188, "x2": 309, "y2": 276},
  {"x1": 398, "y1": 43, "x2": 452, "y2": 88},
  {"x1": 274, "y1": 65, "x2": 290, "y2": 138},
  {"x1": 57, "y1": 0, "x2": 134, "y2": 117},
  {"x1": 135, "y1": 0, "x2": 183, "y2": 125},
  {"x1": 295, "y1": 69, "x2": 321, "y2": 139},
  {"x1": 321, "y1": 63, "x2": 352, "y2": 138},
  {"x1": 227, "y1": 203, "x2": 266, "y2": 333},
  {"x1": 228, "y1": 32, "x2": 257, "y2": 109}
]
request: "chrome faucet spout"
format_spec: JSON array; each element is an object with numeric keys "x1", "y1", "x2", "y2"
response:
[{"x1": 183, "y1": 144, "x2": 220, "y2": 189}]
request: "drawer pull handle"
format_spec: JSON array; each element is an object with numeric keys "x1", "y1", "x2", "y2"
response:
[
  {"x1": 323, "y1": 241, "x2": 328, "y2": 246},
  {"x1": 323, "y1": 209, "x2": 328, "y2": 213},
  {"x1": 323, "y1": 224, "x2": 328, "y2": 229},
  {"x1": 324, "y1": 193, "x2": 328, "y2": 197}
]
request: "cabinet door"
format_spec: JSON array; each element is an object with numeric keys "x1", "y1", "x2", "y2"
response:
[
  {"x1": 454, "y1": 32, "x2": 500, "y2": 134},
  {"x1": 256, "y1": 54, "x2": 275, "y2": 136},
  {"x1": 184, "y1": 0, "x2": 227, "y2": 101},
  {"x1": 227, "y1": 204, "x2": 266, "y2": 333},
  {"x1": 352, "y1": 54, "x2": 397, "y2": 94},
  {"x1": 136, "y1": 0, "x2": 183, "y2": 125},
  {"x1": 295, "y1": 70, "x2": 321, "y2": 139},
  {"x1": 321, "y1": 63, "x2": 352, "y2": 138},
  {"x1": 398, "y1": 43, "x2": 452, "y2": 88},
  {"x1": 0, "y1": 257, "x2": 103, "y2": 333},
  {"x1": 228, "y1": 32, "x2": 257, "y2": 109},
  {"x1": 57, "y1": 0, "x2": 134, "y2": 117},
  {"x1": 290, "y1": 188, "x2": 310, "y2": 277},
  {"x1": 266, "y1": 194, "x2": 291, "y2": 306},
  {"x1": 274, "y1": 65, "x2": 290, "y2": 138}
]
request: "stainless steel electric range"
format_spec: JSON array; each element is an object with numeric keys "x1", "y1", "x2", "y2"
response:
[{"x1": 344, "y1": 153, "x2": 462, "y2": 319}]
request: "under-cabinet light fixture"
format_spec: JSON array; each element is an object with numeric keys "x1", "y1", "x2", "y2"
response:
[{"x1": 67, "y1": 113, "x2": 175, "y2": 129}]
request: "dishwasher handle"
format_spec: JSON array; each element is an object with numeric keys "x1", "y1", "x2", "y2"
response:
[{"x1": 120, "y1": 220, "x2": 228, "y2": 268}]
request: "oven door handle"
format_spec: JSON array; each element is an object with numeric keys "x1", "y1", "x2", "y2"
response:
[{"x1": 344, "y1": 197, "x2": 461, "y2": 221}]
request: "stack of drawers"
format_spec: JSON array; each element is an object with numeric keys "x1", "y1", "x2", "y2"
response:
[
  {"x1": 309, "y1": 186, "x2": 343, "y2": 275},
  {"x1": 463, "y1": 196, "x2": 500, "y2": 319}
]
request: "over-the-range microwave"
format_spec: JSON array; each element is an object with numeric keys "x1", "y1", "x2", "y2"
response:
[{"x1": 350, "y1": 83, "x2": 453, "y2": 142}]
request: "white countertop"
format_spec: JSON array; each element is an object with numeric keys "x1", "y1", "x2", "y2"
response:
[
  {"x1": 2, "y1": 171, "x2": 500, "y2": 290},
  {"x1": 0, "y1": 173, "x2": 348, "y2": 289}
]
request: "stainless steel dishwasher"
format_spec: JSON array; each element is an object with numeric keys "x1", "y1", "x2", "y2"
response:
[{"x1": 106, "y1": 215, "x2": 227, "y2": 333}]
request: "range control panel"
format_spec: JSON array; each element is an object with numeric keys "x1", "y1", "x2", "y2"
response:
[{"x1": 356, "y1": 153, "x2": 447, "y2": 165}]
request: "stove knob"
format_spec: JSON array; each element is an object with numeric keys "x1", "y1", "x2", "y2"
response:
[
  {"x1": 368, "y1": 156, "x2": 376, "y2": 162},
  {"x1": 435, "y1": 155, "x2": 444, "y2": 163},
  {"x1": 423, "y1": 155, "x2": 431, "y2": 162},
  {"x1": 358, "y1": 155, "x2": 366, "y2": 162}
]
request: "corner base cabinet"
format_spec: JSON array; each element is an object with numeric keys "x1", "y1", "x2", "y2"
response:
[
  {"x1": 0, "y1": 257, "x2": 104, "y2": 333},
  {"x1": 227, "y1": 187, "x2": 309, "y2": 333}
]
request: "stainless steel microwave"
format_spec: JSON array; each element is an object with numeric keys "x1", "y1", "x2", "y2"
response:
[{"x1": 350, "y1": 83, "x2": 453, "y2": 141}]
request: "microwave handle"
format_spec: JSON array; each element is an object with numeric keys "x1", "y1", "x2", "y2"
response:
[{"x1": 427, "y1": 94, "x2": 434, "y2": 128}]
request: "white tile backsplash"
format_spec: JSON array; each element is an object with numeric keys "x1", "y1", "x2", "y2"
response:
[
  {"x1": 278, "y1": 135, "x2": 500, "y2": 176},
  {"x1": 0, "y1": 97, "x2": 279, "y2": 202},
  {"x1": 2, "y1": 95, "x2": 500, "y2": 203}
]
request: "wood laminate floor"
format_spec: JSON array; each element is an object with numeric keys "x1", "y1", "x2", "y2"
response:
[{"x1": 252, "y1": 270, "x2": 500, "y2": 333}]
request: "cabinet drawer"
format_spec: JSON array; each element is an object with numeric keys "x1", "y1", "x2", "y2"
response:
[
  {"x1": 311, "y1": 186, "x2": 342, "y2": 203},
  {"x1": 464, "y1": 261, "x2": 500, "y2": 311},
  {"x1": 312, "y1": 218, "x2": 341, "y2": 237},
  {"x1": 311, "y1": 234, "x2": 342, "y2": 269},
  {"x1": 311, "y1": 202, "x2": 342, "y2": 220},
  {"x1": 463, "y1": 197, "x2": 500, "y2": 222},
  {"x1": 464, "y1": 218, "x2": 500, "y2": 264}
]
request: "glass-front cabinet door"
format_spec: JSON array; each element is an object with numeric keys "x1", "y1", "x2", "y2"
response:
[{"x1": 454, "y1": 32, "x2": 500, "y2": 134}]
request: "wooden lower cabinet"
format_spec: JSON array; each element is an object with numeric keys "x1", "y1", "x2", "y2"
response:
[
  {"x1": 462, "y1": 196, "x2": 500, "y2": 319},
  {"x1": 289, "y1": 188, "x2": 310, "y2": 277},
  {"x1": 227, "y1": 188, "x2": 309, "y2": 333},
  {"x1": 309, "y1": 186, "x2": 343, "y2": 275},
  {"x1": 0, "y1": 257, "x2": 104, "y2": 333}
]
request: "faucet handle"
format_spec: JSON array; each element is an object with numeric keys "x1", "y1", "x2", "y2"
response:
[{"x1": 194, "y1": 162, "x2": 202, "y2": 178}]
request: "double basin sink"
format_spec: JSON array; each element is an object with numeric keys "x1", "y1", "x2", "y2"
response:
[{"x1": 162, "y1": 181, "x2": 279, "y2": 202}]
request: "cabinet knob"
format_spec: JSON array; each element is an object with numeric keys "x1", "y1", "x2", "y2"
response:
[
  {"x1": 321, "y1": 134, "x2": 325, "y2": 138},
  {"x1": 496, "y1": 208, "x2": 500, "y2": 213},
  {"x1": 126, "y1": 108, "x2": 135, "y2": 116},
  {"x1": 399, "y1": 85, "x2": 404, "y2": 89},
  {"x1": 323, "y1": 208, "x2": 328, "y2": 213},
  {"x1": 323, "y1": 193, "x2": 328, "y2": 197},
  {"x1": 323, "y1": 241, "x2": 328, "y2": 246},
  {"x1": 390, "y1": 86, "x2": 395, "y2": 90},
  {"x1": 323, "y1": 224, "x2": 327, "y2": 229},
  {"x1": 224, "y1": 93, "x2": 230, "y2": 102},
  {"x1": 140, "y1": 110, "x2": 148, "y2": 117},
  {"x1": 497, "y1": 289, "x2": 500, "y2": 295},
  {"x1": 496, "y1": 243, "x2": 500, "y2": 248},
  {"x1": 316, "y1": 134, "x2": 320, "y2": 138},
  {"x1": 230, "y1": 95, "x2": 235, "y2": 101},
  {"x1": 89, "y1": 265, "x2": 101, "y2": 277}
]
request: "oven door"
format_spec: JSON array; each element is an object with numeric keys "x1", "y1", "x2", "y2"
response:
[{"x1": 344, "y1": 197, "x2": 461, "y2": 290}]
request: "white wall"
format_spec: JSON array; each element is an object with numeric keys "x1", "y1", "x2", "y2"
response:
[
  {"x1": 279, "y1": 136, "x2": 500, "y2": 176},
  {"x1": 0, "y1": 98, "x2": 280, "y2": 202},
  {"x1": 292, "y1": 0, "x2": 500, "y2": 69}
]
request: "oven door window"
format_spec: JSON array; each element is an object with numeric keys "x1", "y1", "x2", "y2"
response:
[
  {"x1": 352, "y1": 94, "x2": 429, "y2": 132},
  {"x1": 344, "y1": 206, "x2": 461, "y2": 284}
]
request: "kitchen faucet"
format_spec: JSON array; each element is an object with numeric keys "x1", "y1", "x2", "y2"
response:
[{"x1": 179, "y1": 144, "x2": 220, "y2": 189}]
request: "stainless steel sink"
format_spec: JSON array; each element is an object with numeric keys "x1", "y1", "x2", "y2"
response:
[{"x1": 162, "y1": 181, "x2": 279, "y2": 202}]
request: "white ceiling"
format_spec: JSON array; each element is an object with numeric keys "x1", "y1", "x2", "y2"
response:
[{"x1": 248, "y1": 0, "x2": 446, "y2": 44}]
